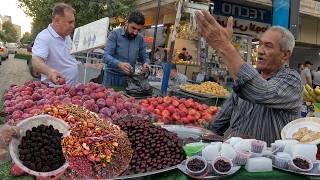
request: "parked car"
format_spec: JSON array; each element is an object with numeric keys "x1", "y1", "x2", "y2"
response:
[
  {"x1": 6, "y1": 42, "x2": 17, "y2": 54},
  {"x1": 0, "y1": 41, "x2": 9, "y2": 63}
]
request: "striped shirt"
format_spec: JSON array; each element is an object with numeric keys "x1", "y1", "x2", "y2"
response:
[{"x1": 206, "y1": 63, "x2": 303, "y2": 145}]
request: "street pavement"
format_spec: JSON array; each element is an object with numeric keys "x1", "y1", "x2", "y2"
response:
[
  {"x1": 0, "y1": 54, "x2": 102, "y2": 99},
  {"x1": 0, "y1": 54, "x2": 32, "y2": 97}
]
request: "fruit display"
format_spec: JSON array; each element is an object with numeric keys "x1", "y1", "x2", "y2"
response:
[
  {"x1": 180, "y1": 82, "x2": 229, "y2": 97},
  {"x1": 113, "y1": 115, "x2": 185, "y2": 175},
  {"x1": 3, "y1": 81, "x2": 149, "y2": 124},
  {"x1": 303, "y1": 84, "x2": 320, "y2": 103},
  {"x1": 18, "y1": 125, "x2": 65, "y2": 172},
  {"x1": 43, "y1": 104, "x2": 133, "y2": 179},
  {"x1": 140, "y1": 96, "x2": 219, "y2": 126}
]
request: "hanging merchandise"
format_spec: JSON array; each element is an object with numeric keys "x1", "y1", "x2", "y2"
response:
[{"x1": 175, "y1": 22, "x2": 199, "y2": 41}]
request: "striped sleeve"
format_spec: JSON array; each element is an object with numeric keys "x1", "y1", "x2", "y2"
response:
[
  {"x1": 206, "y1": 94, "x2": 235, "y2": 135},
  {"x1": 233, "y1": 63, "x2": 303, "y2": 109}
]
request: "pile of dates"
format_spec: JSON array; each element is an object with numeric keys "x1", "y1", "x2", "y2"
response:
[{"x1": 114, "y1": 115, "x2": 185, "y2": 175}]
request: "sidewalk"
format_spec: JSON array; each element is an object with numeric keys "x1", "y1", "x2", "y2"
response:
[
  {"x1": 0, "y1": 55, "x2": 103, "y2": 97},
  {"x1": 0, "y1": 55, "x2": 32, "y2": 97}
]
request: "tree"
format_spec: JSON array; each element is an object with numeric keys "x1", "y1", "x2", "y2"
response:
[
  {"x1": 17, "y1": 0, "x2": 137, "y2": 38},
  {"x1": 1, "y1": 21, "x2": 18, "y2": 42},
  {"x1": 20, "y1": 32, "x2": 32, "y2": 44}
]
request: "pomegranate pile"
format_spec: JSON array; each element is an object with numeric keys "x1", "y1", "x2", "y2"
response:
[{"x1": 3, "y1": 81, "x2": 149, "y2": 124}]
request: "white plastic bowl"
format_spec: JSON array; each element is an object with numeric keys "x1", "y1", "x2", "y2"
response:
[
  {"x1": 288, "y1": 156, "x2": 313, "y2": 172},
  {"x1": 9, "y1": 115, "x2": 70, "y2": 177},
  {"x1": 212, "y1": 156, "x2": 233, "y2": 175}
]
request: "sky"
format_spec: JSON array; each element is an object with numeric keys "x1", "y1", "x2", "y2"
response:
[{"x1": 0, "y1": 0, "x2": 32, "y2": 35}]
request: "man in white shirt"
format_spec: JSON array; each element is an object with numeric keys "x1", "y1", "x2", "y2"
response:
[
  {"x1": 31, "y1": 3, "x2": 79, "y2": 85},
  {"x1": 301, "y1": 61, "x2": 313, "y2": 86},
  {"x1": 313, "y1": 67, "x2": 320, "y2": 87}
]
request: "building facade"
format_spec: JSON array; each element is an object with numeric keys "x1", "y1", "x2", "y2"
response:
[
  {"x1": 137, "y1": 0, "x2": 320, "y2": 70},
  {"x1": 0, "y1": 15, "x2": 22, "y2": 41},
  {"x1": 13, "y1": 24, "x2": 21, "y2": 40}
]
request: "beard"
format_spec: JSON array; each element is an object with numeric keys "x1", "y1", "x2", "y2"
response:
[{"x1": 125, "y1": 28, "x2": 137, "y2": 40}]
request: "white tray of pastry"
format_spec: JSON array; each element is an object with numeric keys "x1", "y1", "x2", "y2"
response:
[{"x1": 281, "y1": 117, "x2": 320, "y2": 144}]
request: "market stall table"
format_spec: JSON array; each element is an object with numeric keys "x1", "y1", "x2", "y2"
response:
[
  {"x1": 0, "y1": 161, "x2": 309, "y2": 180},
  {"x1": 0, "y1": 82, "x2": 317, "y2": 180}
]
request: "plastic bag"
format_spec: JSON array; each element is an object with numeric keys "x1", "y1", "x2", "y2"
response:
[
  {"x1": 125, "y1": 72, "x2": 152, "y2": 97},
  {"x1": 0, "y1": 124, "x2": 19, "y2": 147}
]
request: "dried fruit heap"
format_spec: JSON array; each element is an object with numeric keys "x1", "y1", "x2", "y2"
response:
[
  {"x1": 18, "y1": 125, "x2": 65, "y2": 172},
  {"x1": 180, "y1": 81, "x2": 229, "y2": 97},
  {"x1": 114, "y1": 115, "x2": 185, "y2": 175},
  {"x1": 44, "y1": 105, "x2": 133, "y2": 179}
]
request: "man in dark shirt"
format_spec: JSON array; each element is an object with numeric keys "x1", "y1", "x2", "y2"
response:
[{"x1": 103, "y1": 11, "x2": 150, "y2": 87}]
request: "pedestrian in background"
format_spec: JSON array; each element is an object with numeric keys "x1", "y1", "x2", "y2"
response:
[
  {"x1": 297, "y1": 63, "x2": 304, "y2": 74},
  {"x1": 313, "y1": 67, "x2": 320, "y2": 88},
  {"x1": 301, "y1": 61, "x2": 313, "y2": 87}
]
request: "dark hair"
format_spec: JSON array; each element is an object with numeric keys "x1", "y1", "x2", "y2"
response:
[
  {"x1": 305, "y1": 61, "x2": 313, "y2": 65},
  {"x1": 182, "y1": 48, "x2": 187, "y2": 51},
  {"x1": 298, "y1": 63, "x2": 302, "y2": 68},
  {"x1": 318, "y1": 67, "x2": 320, "y2": 71},
  {"x1": 128, "y1": 11, "x2": 145, "y2": 25},
  {"x1": 52, "y1": 3, "x2": 75, "y2": 17}
]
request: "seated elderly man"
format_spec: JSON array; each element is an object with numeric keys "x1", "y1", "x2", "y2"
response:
[{"x1": 195, "y1": 11, "x2": 303, "y2": 144}]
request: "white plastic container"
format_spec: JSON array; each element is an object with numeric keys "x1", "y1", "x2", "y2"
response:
[
  {"x1": 274, "y1": 140, "x2": 298, "y2": 155},
  {"x1": 9, "y1": 115, "x2": 70, "y2": 178},
  {"x1": 288, "y1": 156, "x2": 313, "y2": 172},
  {"x1": 185, "y1": 156, "x2": 208, "y2": 177},
  {"x1": 212, "y1": 156, "x2": 233, "y2": 175},
  {"x1": 245, "y1": 157, "x2": 273, "y2": 172},
  {"x1": 234, "y1": 139, "x2": 255, "y2": 152},
  {"x1": 225, "y1": 137, "x2": 243, "y2": 146},
  {"x1": 220, "y1": 143, "x2": 237, "y2": 161},
  {"x1": 202, "y1": 143, "x2": 221, "y2": 161},
  {"x1": 292, "y1": 144, "x2": 317, "y2": 162}
]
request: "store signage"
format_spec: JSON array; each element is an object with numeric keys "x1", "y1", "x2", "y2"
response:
[
  {"x1": 213, "y1": 0, "x2": 272, "y2": 24},
  {"x1": 215, "y1": 15, "x2": 270, "y2": 36},
  {"x1": 71, "y1": 17, "x2": 109, "y2": 53}
]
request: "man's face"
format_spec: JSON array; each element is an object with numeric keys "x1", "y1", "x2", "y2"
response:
[
  {"x1": 54, "y1": 10, "x2": 75, "y2": 37},
  {"x1": 126, "y1": 22, "x2": 143, "y2": 39},
  {"x1": 170, "y1": 69, "x2": 176, "y2": 79},
  {"x1": 256, "y1": 30, "x2": 290, "y2": 74}
]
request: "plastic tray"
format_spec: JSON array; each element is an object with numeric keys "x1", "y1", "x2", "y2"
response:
[
  {"x1": 179, "y1": 87, "x2": 229, "y2": 99},
  {"x1": 273, "y1": 163, "x2": 320, "y2": 176},
  {"x1": 9, "y1": 115, "x2": 70, "y2": 177},
  {"x1": 113, "y1": 165, "x2": 177, "y2": 179}
]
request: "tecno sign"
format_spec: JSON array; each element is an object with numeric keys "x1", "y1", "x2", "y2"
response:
[
  {"x1": 213, "y1": 0, "x2": 272, "y2": 24},
  {"x1": 222, "y1": 3, "x2": 267, "y2": 22}
]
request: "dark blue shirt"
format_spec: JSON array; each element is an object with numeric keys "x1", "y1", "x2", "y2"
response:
[{"x1": 104, "y1": 28, "x2": 149, "y2": 75}]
